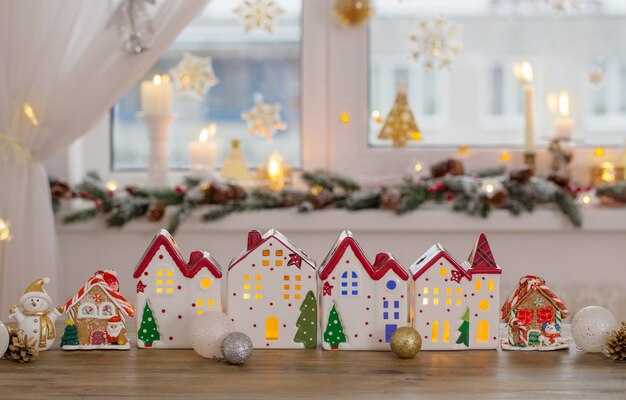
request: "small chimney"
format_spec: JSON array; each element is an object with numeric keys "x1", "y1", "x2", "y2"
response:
[
  {"x1": 373, "y1": 252, "x2": 390, "y2": 269},
  {"x1": 189, "y1": 251, "x2": 204, "y2": 264},
  {"x1": 247, "y1": 230, "x2": 263, "y2": 251}
]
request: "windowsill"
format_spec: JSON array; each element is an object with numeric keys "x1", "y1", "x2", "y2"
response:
[{"x1": 55, "y1": 205, "x2": 626, "y2": 233}]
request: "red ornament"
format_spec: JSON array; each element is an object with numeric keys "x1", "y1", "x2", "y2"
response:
[
  {"x1": 175, "y1": 185, "x2": 187, "y2": 194},
  {"x1": 323, "y1": 281, "x2": 334, "y2": 296},
  {"x1": 287, "y1": 253, "x2": 302, "y2": 269},
  {"x1": 136, "y1": 280, "x2": 147, "y2": 294}
]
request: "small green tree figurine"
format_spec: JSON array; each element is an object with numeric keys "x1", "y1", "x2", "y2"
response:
[
  {"x1": 456, "y1": 307, "x2": 470, "y2": 347},
  {"x1": 294, "y1": 290, "x2": 317, "y2": 349},
  {"x1": 60, "y1": 320, "x2": 79, "y2": 347},
  {"x1": 138, "y1": 302, "x2": 160, "y2": 347},
  {"x1": 323, "y1": 304, "x2": 346, "y2": 350}
]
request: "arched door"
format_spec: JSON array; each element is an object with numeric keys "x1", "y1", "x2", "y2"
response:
[{"x1": 266, "y1": 316, "x2": 279, "y2": 340}]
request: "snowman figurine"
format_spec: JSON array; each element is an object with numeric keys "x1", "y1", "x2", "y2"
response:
[{"x1": 9, "y1": 277, "x2": 63, "y2": 350}]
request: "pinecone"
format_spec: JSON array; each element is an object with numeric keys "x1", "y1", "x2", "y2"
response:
[
  {"x1": 547, "y1": 173, "x2": 570, "y2": 188},
  {"x1": 509, "y1": 166, "x2": 533, "y2": 184},
  {"x1": 604, "y1": 322, "x2": 626, "y2": 361},
  {"x1": 490, "y1": 189, "x2": 509, "y2": 208},
  {"x1": 5, "y1": 327, "x2": 39, "y2": 363},
  {"x1": 227, "y1": 184, "x2": 247, "y2": 202},
  {"x1": 146, "y1": 202, "x2": 166, "y2": 222},
  {"x1": 380, "y1": 189, "x2": 402, "y2": 210},
  {"x1": 311, "y1": 190, "x2": 335, "y2": 209},
  {"x1": 430, "y1": 159, "x2": 464, "y2": 178},
  {"x1": 206, "y1": 182, "x2": 232, "y2": 204},
  {"x1": 50, "y1": 180, "x2": 72, "y2": 199}
]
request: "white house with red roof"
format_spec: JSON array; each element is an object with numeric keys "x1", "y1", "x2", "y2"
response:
[
  {"x1": 133, "y1": 230, "x2": 222, "y2": 349},
  {"x1": 410, "y1": 233, "x2": 502, "y2": 350},
  {"x1": 227, "y1": 229, "x2": 317, "y2": 349},
  {"x1": 319, "y1": 231, "x2": 409, "y2": 351}
]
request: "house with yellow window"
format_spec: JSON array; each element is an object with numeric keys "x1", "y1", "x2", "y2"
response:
[
  {"x1": 133, "y1": 230, "x2": 222, "y2": 349},
  {"x1": 227, "y1": 229, "x2": 317, "y2": 349},
  {"x1": 410, "y1": 233, "x2": 502, "y2": 350}
]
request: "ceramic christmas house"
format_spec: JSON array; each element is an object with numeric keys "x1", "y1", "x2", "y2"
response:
[
  {"x1": 227, "y1": 229, "x2": 317, "y2": 349},
  {"x1": 133, "y1": 229, "x2": 222, "y2": 348},
  {"x1": 501, "y1": 275, "x2": 569, "y2": 351},
  {"x1": 410, "y1": 233, "x2": 502, "y2": 351},
  {"x1": 61, "y1": 270, "x2": 134, "y2": 350},
  {"x1": 319, "y1": 231, "x2": 409, "y2": 351}
]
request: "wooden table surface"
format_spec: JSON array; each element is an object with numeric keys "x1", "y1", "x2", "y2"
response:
[{"x1": 1, "y1": 342, "x2": 624, "y2": 399}]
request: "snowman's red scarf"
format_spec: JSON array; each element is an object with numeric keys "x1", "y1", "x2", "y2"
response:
[{"x1": 22, "y1": 310, "x2": 55, "y2": 348}]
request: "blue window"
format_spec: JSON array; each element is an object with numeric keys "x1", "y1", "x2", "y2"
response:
[
  {"x1": 386, "y1": 280, "x2": 397, "y2": 291},
  {"x1": 385, "y1": 324, "x2": 398, "y2": 343},
  {"x1": 341, "y1": 270, "x2": 359, "y2": 296},
  {"x1": 383, "y1": 300, "x2": 401, "y2": 321}
]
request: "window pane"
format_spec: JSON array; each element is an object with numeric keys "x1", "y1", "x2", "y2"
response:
[
  {"x1": 112, "y1": 1, "x2": 301, "y2": 170},
  {"x1": 369, "y1": 1, "x2": 626, "y2": 147}
]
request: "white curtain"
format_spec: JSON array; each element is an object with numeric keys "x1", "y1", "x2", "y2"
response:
[{"x1": 0, "y1": 0, "x2": 207, "y2": 317}]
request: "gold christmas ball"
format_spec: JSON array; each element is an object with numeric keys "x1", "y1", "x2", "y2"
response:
[
  {"x1": 333, "y1": 0, "x2": 374, "y2": 27},
  {"x1": 390, "y1": 326, "x2": 421, "y2": 359}
]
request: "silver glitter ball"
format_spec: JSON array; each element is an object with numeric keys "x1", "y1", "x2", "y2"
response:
[{"x1": 220, "y1": 332, "x2": 253, "y2": 365}]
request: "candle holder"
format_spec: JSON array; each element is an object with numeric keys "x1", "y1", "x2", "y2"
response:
[
  {"x1": 139, "y1": 113, "x2": 177, "y2": 188},
  {"x1": 524, "y1": 152, "x2": 536, "y2": 171}
]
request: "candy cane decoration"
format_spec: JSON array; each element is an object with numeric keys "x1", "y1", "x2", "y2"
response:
[{"x1": 64, "y1": 274, "x2": 134, "y2": 320}]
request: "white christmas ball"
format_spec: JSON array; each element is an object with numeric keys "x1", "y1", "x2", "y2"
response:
[
  {"x1": 571, "y1": 306, "x2": 618, "y2": 353},
  {"x1": 0, "y1": 321, "x2": 8, "y2": 356},
  {"x1": 190, "y1": 311, "x2": 235, "y2": 359}
]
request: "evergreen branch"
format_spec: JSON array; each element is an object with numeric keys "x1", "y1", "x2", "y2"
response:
[
  {"x1": 106, "y1": 198, "x2": 150, "y2": 228},
  {"x1": 62, "y1": 208, "x2": 101, "y2": 224},
  {"x1": 554, "y1": 190, "x2": 582, "y2": 227}
]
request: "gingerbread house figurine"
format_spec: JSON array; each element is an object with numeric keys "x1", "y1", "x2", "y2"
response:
[
  {"x1": 410, "y1": 233, "x2": 502, "y2": 350},
  {"x1": 227, "y1": 229, "x2": 317, "y2": 349},
  {"x1": 501, "y1": 275, "x2": 570, "y2": 351},
  {"x1": 133, "y1": 229, "x2": 222, "y2": 349},
  {"x1": 61, "y1": 270, "x2": 134, "y2": 350},
  {"x1": 319, "y1": 231, "x2": 409, "y2": 351}
]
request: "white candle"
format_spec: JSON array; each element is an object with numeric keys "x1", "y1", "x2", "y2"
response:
[
  {"x1": 514, "y1": 62, "x2": 535, "y2": 153},
  {"x1": 188, "y1": 123, "x2": 217, "y2": 169},
  {"x1": 554, "y1": 92, "x2": 574, "y2": 140},
  {"x1": 141, "y1": 74, "x2": 173, "y2": 116}
]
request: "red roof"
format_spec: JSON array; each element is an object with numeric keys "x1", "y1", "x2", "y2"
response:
[
  {"x1": 64, "y1": 273, "x2": 134, "y2": 320},
  {"x1": 501, "y1": 276, "x2": 570, "y2": 321},
  {"x1": 133, "y1": 230, "x2": 222, "y2": 279},
  {"x1": 467, "y1": 233, "x2": 502, "y2": 275},
  {"x1": 319, "y1": 231, "x2": 409, "y2": 281},
  {"x1": 409, "y1": 244, "x2": 472, "y2": 281},
  {"x1": 229, "y1": 229, "x2": 316, "y2": 271}
]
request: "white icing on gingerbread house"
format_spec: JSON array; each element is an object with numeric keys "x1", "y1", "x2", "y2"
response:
[
  {"x1": 227, "y1": 229, "x2": 318, "y2": 349},
  {"x1": 133, "y1": 230, "x2": 222, "y2": 348},
  {"x1": 319, "y1": 231, "x2": 410, "y2": 351},
  {"x1": 410, "y1": 233, "x2": 502, "y2": 350}
]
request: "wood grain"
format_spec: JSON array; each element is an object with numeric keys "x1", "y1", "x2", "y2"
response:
[{"x1": 0, "y1": 343, "x2": 624, "y2": 399}]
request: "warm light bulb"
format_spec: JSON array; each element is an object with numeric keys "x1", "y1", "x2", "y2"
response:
[
  {"x1": 153, "y1": 75, "x2": 162, "y2": 85},
  {"x1": 22, "y1": 103, "x2": 39, "y2": 126},
  {"x1": 199, "y1": 129, "x2": 209, "y2": 143},
  {"x1": 267, "y1": 152, "x2": 284, "y2": 179},
  {"x1": 0, "y1": 218, "x2": 11, "y2": 241},
  {"x1": 581, "y1": 195, "x2": 592, "y2": 205},
  {"x1": 601, "y1": 162, "x2": 616, "y2": 183},
  {"x1": 458, "y1": 145, "x2": 469, "y2": 154},
  {"x1": 340, "y1": 112, "x2": 350, "y2": 124},
  {"x1": 414, "y1": 162, "x2": 423, "y2": 172},
  {"x1": 500, "y1": 152, "x2": 511, "y2": 162},
  {"x1": 483, "y1": 183, "x2": 495, "y2": 194},
  {"x1": 371, "y1": 110, "x2": 380, "y2": 118},
  {"x1": 594, "y1": 147, "x2": 605, "y2": 157},
  {"x1": 558, "y1": 92, "x2": 570, "y2": 117},
  {"x1": 514, "y1": 61, "x2": 533, "y2": 83},
  {"x1": 105, "y1": 180, "x2": 118, "y2": 192}
]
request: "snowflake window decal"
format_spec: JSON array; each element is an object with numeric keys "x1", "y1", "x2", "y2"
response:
[
  {"x1": 170, "y1": 52, "x2": 219, "y2": 99},
  {"x1": 407, "y1": 17, "x2": 462, "y2": 70},
  {"x1": 234, "y1": 0, "x2": 285, "y2": 34},
  {"x1": 241, "y1": 93, "x2": 287, "y2": 142}
]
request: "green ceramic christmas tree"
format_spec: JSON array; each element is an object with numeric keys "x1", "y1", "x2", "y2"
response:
[
  {"x1": 323, "y1": 304, "x2": 346, "y2": 350},
  {"x1": 294, "y1": 291, "x2": 317, "y2": 349},
  {"x1": 139, "y1": 302, "x2": 160, "y2": 347},
  {"x1": 60, "y1": 320, "x2": 79, "y2": 347},
  {"x1": 456, "y1": 307, "x2": 470, "y2": 347}
]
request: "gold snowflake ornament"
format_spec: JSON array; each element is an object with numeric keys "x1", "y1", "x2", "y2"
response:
[
  {"x1": 241, "y1": 93, "x2": 287, "y2": 142},
  {"x1": 545, "y1": 0, "x2": 583, "y2": 16},
  {"x1": 408, "y1": 17, "x2": 462, "y2": 70},
  {"x1": 234, "y1": 0, "x2": 285, "y2": 34},
  {"x1": 588, "y1": 68, "x2": 605, "y2": 87},
  {"x1": 170, "y1": 52, "x2": 219, "y2": 99}
]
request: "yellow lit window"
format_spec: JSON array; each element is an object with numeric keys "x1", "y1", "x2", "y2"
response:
[
  {"x1": 255, "y1": 284, "x2": 262, "y2": 290},
  {"x1": 443, "y1": 320, "x2": 450, "y2": 343},
  {"x1": 244, "y1": 275, "x2": 262, "y2": 300},
  {"x1": 262, "y1": 250, "x2": 270, "y2": 256},
  {"x1": 446, "y1": 288, "x2": 452, "y2": 295},
  {"x1": 284, "y1": 275, "x2": 290, "y2": 281},
  {"x1": 488, "y1": 279, "x2": 495, "y2": 291},
  {"x1": 456, "y1": 288, "x2": 462, "y2": 296},
  {"x1": 440, "y1": 267, "x2": 448, "y2": 276},
  {"x1": 295, "y1": 275, "x2": 301, "y2": 281},
  {"x1": 423, "y1": 287, "x2": 429, "y2": 294},
  {"x1": 266, "y1": 317, "x2": 278, "y2": 340},
  {"x1": 446, "y1": 298, "x2": 451, "y2": 306},
  {"x1": 476, "y1": 280, "x2": 482, "y2": 291},
  {"x1": 284, "y1": 284, "x2": 290, "y2": 290},
  {"x1": 295, "y1": 294, "x2": 301, "y2": 300},
  {"x1": 433, "y1": 298, "x2": 439, "y2": 305},
  {"x1": 477, "y1": 320, "x2": 489, "y2": 343},
  {"x1": 262, "y1": 260, "x2": 270, "y2": 266},
  {"x1": 197, "y1": 298, "x2": 204, "y2": 307},
  {"x1": 276, "y1": 260, "x2": 283, "y2": 266},
  {"x1": 432, "y1": 320, "x2": 439, "y2": 342},
  {"x1": 197, "y1": 309, "x2": 204, "y2": 316},
  {"x1": 284, "y1": 294, "x2": 290, "y2": 299},
  {"x1": 200, "y1": 278, "x2": 212, "y2": 289},
  {"x1": 208, "y1": 298, "x2": 215, "y2": 307},
  {"x1": 255, "y1": 293, "x2": 262, "y2": 299},
  {"x1": 155, "y1": 268, "x2": 174, "y2": 295},
  {"x1": 422, "y1": 298, "x2": 429, "y2": 305},
  {"x1": 434, "y1": 287, "x2": 439, "y2": 295},
  {"x1": 244, "y1": 275, "x2": 251, "y2": 281},
  {"x1": 255, "y1": 275, "x2": 262, "y2": 281},
  {"x1": 456, "y1": 298, "x2": 462, "y2": 306},
  {"x1": 295, "y1": 285, "x2": 301, "y2": 291},
  {"x1": 276, "y1": 250, "x2": 283, "y2": 256},
  {"x1": 243, "y1": 284, "x2": 250, "y2": 290},
  {"x1": 479, "y1": 300, "x2": 490, "y2": 311},
  {"x1": 243, "y1": 293, "x2": 251, "y2": 299}
]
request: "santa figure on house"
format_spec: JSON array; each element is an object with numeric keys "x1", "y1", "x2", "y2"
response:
[{"x1": 106, "y1": 316, "x2": 128, "y2": 346}]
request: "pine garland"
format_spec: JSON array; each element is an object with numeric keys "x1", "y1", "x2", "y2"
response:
[{"x1": 55, "y1": 165, "x2": 586, "y2": 232}]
